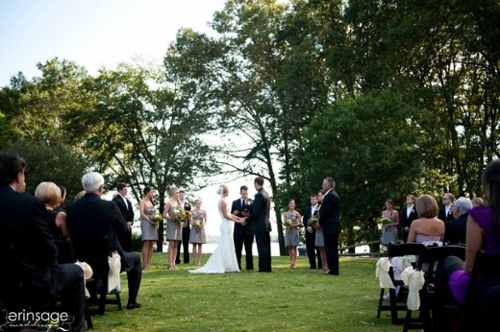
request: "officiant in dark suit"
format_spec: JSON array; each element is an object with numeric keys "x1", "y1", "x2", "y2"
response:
[
  {"x1": 302, "y1": 193, "x2": 322, "y2": 270},
  {"x1": 318, "y1": 177, "x2": 341, "y2": 275},
  {"x1": 67, "y1": 172, "x2": 142, "y2": 310},
  {"x1": 113, "y1": 182, "x2": 135, "y2": 252},
  {"x1": 241, "y1": 177, "x2": 272, "y2": 272},
  {"x1": 0, "y1": 154, "x2": 86, "y2": 332},
  {"x1": 232, "y1": 185, "x2": 255, "y2": 271}
]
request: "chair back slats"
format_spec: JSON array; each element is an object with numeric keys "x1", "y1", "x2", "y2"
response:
[
  {"x1": 416, "y1": 245, "x2": 466, "y2": 271},
  {"x1": 387, "y1": 242, "x2": 425, "y2": 257}
]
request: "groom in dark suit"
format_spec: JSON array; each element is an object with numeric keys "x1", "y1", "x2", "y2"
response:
[
  {"x1": 241, "y1": 177, "x2": 272, "y2": 272},
  {"x1": 319, "y1": 177, "x2": 341, "y2": 275},
  {"x1": 0, "y1": 154, "x2": 86, "y2": 332},
  {"x1": 113, "y1": 182, "x2": 135, "y2": 252},
  {"x1": 232, "y1": 185, "x2": 255, "y2": 270},
  {"x1": 67, "y1": 172, "x2": 142, "y2": 310}
]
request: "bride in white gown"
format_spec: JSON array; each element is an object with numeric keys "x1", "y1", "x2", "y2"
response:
[{"x1": 189, "y1": 184, "x2": 242, "y2": 274}]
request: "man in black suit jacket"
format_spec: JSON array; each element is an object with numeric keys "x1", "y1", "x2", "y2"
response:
[
  {"x1": 302, "y1": 194, "x2": 322, "y2": 269},
  {"x1": 241, "y1": 177, "x2": 272, "y2": 272},
  {"x1": 0, "y1": 154, "x2": 86, "y2": 332},
  {"x1": 113, "y1": 182, "x2": 135, "y2": 252},
  {"x1": 232, "y1": 185, "x2": 255, "y2": 270},
  {"x1": 444, "y1": 197, "x2": 472, "y2": 244},
  {"x1": 438, "y1": 192, "x2": 455, "y2": 222},
  {"x1": 176, "y1": 189, "x2": 191, "y2": 264},
  {"x1": 67, "y1": 172, "x2": 142, "y2": 310},
  {"x1": 401, "y1": 194, "x2": 419, "y2": 243},
  {"x1": 319, "y1": 177, "x2": 341, "y2": 275}
]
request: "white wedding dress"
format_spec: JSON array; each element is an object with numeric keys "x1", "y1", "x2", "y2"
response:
[{"x1": 189, "y1": 198, "x2": 240, "y2": 274}]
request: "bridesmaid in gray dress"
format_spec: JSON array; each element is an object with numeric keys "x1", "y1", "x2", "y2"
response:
[
  {"x1": 189, "y1": 199, "x2": 207, "y2": 265},
  {"x1": 283, "y1": 199, "x2": 302, "y2": 269},
  {"x1": 381, "y1": 199, "x2": 400, "y2": 246},
  {"x1": 162, "y1": 187, "x2": 183, "y2": 270},
  {"x1": 140, "y1": 186, "x2": 159, "y2": 270}
]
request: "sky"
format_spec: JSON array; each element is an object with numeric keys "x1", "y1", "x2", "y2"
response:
[
  {"x1": 0, "y1": 0, "x2": 279, "y2": 236},
  {"x1": 0, "y1": 0, "x2": 226, "y2": 86}
]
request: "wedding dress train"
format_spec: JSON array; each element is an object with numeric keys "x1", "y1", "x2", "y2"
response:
[{"x1": 189, "y1": 199, "x2": 240, "y2": 274}]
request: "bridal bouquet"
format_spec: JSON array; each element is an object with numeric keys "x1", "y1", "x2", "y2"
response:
[
  {"x1": 192, "y1": 218, "x2": 204, "y2": 233},
  {"x1": 308, "y1": 216, "x2": 320, "y2": 230},
  {"x1": 172, "y1": 209, "x2": 192, "y2": 227},
  {"x1": 379, "y1": 217, "x2": 392, "y2": 226},
  {"x1": 153, "y1": 214, "x2": 163, "y2": 229},
  {"x1": 284, "y1": 219, "x2": 294, "y2": 233}
]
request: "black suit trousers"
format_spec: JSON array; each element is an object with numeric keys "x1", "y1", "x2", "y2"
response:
[
  {"x1": 323, "y1": 232, "x2": 339, "y2": 275},
  {"x1": 119, "y1": 229, "x2": 133, "y2": 252},
  {"x1": 255, "y1": 231, "x2": 272, "y2": 272},
  {"x1": 50, "y1": 264, "x2": 87, "y2": 332},
  {"x1": 176, "y1": 226, "x2": 191, "y2": 264},
  {"x1": 121, "y1": 252, "x2": 142, "y2": 304},
  {"x1": 234, "y1": 230, "x2": 254, "y2": 270},
  {"x1": 305, "y1": 232, "x2": 322, "y2": 269}
]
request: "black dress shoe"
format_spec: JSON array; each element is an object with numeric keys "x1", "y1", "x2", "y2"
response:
[
  {"x1": 327, "y1": 271, "x2": 339, "y2": 275},
  {"x1": 126, "y1": 303, "x2": 142, "y2": 310},
  {"x1": 246, "y1": 268, "x2": 253, "y2": 271}
]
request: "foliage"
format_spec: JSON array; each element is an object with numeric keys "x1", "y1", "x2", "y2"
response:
[{"x1": 1, "y1": 140, "x2": 88, "y2": 205}]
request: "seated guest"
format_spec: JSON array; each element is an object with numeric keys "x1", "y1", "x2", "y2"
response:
[
  {"x1": 67, "y1": 172, "x2": 142, "y2": 310},
  {"x1": 35, "y1": 181, "x2": 70, "y2": 239},
  {"x1": 407, "y1": 194, "x2": 445, "y2": 243},
  {"x1": 471, "y1": 196, "x2": 485, "y2": 208},
  {"x1": 434, "y1": 159, "x2": 500, "y2": 332},
  {"x1": 444, "y1": 197, "x2": 472, "y2": 245},
  {"x1": 0, "y1": 154, "x2": 85, "y2": 332}
]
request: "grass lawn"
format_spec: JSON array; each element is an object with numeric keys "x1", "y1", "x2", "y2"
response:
[{"x1": 91, "y1": 253, "x2": 402, "y2": 332}]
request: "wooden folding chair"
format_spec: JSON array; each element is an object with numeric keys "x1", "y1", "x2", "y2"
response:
[
  {"x1": 376, "y1": 242, "x2": 425, "y2": 325},
  {"x1": 447, "y1": 249, "x2": 500, "y2": 332},
  {"x1": 403, "y1": 244, "x2": 466, "y2": 332}
]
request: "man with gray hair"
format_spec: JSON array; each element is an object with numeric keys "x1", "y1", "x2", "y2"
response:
[
  {"x1": 444, "y1": 197, "x2": 472, "y2": 244},
  {"x1": 67, "y1": 172, "x2": 142, "y2": 310}
]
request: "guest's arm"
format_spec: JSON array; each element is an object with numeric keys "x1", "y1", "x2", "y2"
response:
[
  {"x1": 464, "y1": 215, "x2": 483, "y2": 274},
  {"x1": 55, "y1": 211, "x2": 70, "y2": 237}
]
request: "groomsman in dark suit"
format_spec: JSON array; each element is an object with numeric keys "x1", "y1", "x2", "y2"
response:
[
  {"x1": 241, "y1": 177, "x2": 272, "y2": 272},
  {"x1": 0, "y1": 154, "x2": 86, "y2": 331},
  {"x1": 113, "y1": 182, "x2": 135, "y2": 252},
  {"x1": 67, "y1": 172, "x2": 142, "y2": 310},
  {"x1": 176, "y1": 189, "x2": 191, "y2": 264},
  {"x1": 302, "y1": 193, "x2": 322, "y2": 269},
  {"x1": 438, "y1": 192, "x2": 455, "y2": 222},
  {"x1": 318, "y1": 177, "x2": 341, "y2": 275},
  {"x1": 232, "y1": 185, "x2": 255, "y2": 271},
  {"x1": 401, "y1": 194, "x2": 419, "y2": 243}
]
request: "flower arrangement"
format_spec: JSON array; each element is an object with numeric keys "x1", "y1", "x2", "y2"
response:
[
  {"x1": 284, "y1": 219, "x2": 294, "y2": 233},
  {"x1": 308, "y1": 216, "x2": 321, "y2": 230},
  {"x1": 153, "y1": 214, "x2": 163, "y2": 229},
  {"x1": 192, "y1": 218, "x2": 204, "y2": 233},
  {"x1": 379, "y1": 217, "x2": 392, "y2": 226},
  {"x1": 172, "y1": 208, "x2": 192, "y2": 226}
]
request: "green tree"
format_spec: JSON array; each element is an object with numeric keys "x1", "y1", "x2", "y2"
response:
[{"x1": 64, "y1": 60, "x2": 220, "y2": 251}]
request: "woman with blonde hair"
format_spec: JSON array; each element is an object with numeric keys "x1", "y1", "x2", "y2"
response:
[
  {"x1": 163, "y1": 186, "x2": 184, "y2": 270},
  {"x1": 189, "y1": 199, "x2": 207, "y2": 265},
  {"x1": 190, "y1": 184, "x2": 242, "y2": 274},
  {"x1": 407, "y1": 195, "x2": 445, "y2": 243},
  {"x1": 35, "y1": 181, "x2": 70, "y2": 238}
]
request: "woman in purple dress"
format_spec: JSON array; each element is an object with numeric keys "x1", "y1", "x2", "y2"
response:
[{"x1": 434, "y1": 159, "x2": 500, "y2": 331}]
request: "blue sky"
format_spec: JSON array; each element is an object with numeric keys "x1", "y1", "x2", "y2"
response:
[{"x1": 0, "y1": 0, "x2": 226, "y2": 86}]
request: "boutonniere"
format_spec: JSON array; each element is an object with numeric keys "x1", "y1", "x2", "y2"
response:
[
  {"x1": 247, "y1": 199, "x2": 253, "y2": 205},
  {"x1": 410, "y1": 208, "x2": 415, "y2": 214},
  {"x1": 448, "y1": 207, "x2": 453, "y2": 216}
]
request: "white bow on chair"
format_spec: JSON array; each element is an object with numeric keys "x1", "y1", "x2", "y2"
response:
[
  {"x1": 400, "y1": 266, "x2": 425, "y2": 310},
  {"x1": 376, "y1": 257, "x2": 395, "y2": 289}
]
